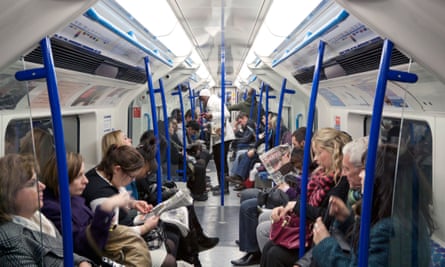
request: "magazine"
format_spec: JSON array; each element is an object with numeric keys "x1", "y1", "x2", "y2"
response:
[{"x1": 259, "y1": 144, "x2": 292, "y2": 184}]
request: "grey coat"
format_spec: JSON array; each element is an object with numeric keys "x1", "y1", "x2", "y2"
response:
[{"x1": 0, "y1": 221, "x2": 91, "y2": 266}]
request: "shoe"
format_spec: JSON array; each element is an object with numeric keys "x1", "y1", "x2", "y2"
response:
[
  {"x1": 233, "y1": 184, "x2": 246, "y2": 191},
  {"x1": 225, "y1": 175, "x2": 244, "y2": 185},
  {"x1": 198, "y1": 236, "x2": 219, "y2": 252},
  {"x1": 230, "y1": 252, "x2": 261, "y2": 266},
  {"x1": 211, "y1": 185, "x2": 220, "y2": 191},
  {"x1": 193, "y1": 193, "x2": 208, "y2": 201},
  {"x1": 212, "y1": 188, "x2": 229, "y2": 196}
]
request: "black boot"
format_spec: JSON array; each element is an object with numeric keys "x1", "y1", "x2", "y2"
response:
[{"x1": 188, "y1": 206, "x2": 219, "y2": 252}]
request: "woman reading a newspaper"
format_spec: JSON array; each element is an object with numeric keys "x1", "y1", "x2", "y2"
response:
[
  {"x1": 82, "y1": 144, "x2": 179, "y2": 267},
  {"x1": 260, "y1": 128, "x2": 351, "y2": 267},
  {"x1": 41, "y1": 152, "x2": 154, "y2": 266}
]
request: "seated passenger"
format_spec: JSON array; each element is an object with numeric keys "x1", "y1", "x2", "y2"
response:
[
  {"x1": 0, "y1": 154, "x2": 92, "y2": 266},
  {"x1": 312, "y1": 145, "x2": 435, "y2": 267},
  {"x1": 228, "y1": 112, "x2": 256, "y2": 177},
  {"x1": 230, "y1": 146, "x2": 305, "y2": 266},
  {"x1": 292, "y1": 136, "x2": 369, "y2": 267},
  {"x1": 259, "y1": 128, "x2": 351, "y2": 267},
  {"x1": 81, "y1": 145, "x2": 176, "y2": 267},
  {"x1": 135, "y1": 130, "x2": 219, "y2": 266},
  {"x1": 41, "y1": 152, "x2": 148, "y2": 265}
]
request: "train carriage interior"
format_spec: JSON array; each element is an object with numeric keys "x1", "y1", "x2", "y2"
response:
[{"x1": 1, "y1": 0, "x2": 445, "y2": 266}]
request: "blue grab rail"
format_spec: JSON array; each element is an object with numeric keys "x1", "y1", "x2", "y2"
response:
[
  {"x1": 358, "y1": 39, "x2": 417, "y2": 267},
  {"x1": 144, "y1": 56, "x2": 163, "y2": 203},
  {"x1": 158, "y1": 79, "x2": 171, "y2": 181},
  {"x1": 86, "y1": 8, "x2": 173, "y2": 67},
  {"x1": 219, "y1": 2, "x2": 227, "y2": 205},
  {"x1": 274, "y1": 79, "x2": 295, "y2": 146},
  {"x1": 15, "y1": 37, "x2": 74, "y2": 267},
  {"x1": 299, "y1": 40, "x2": 326, "y2": 257},
  {"x1": 272, "y1": 10, "x2": 349, "y2": 68}
]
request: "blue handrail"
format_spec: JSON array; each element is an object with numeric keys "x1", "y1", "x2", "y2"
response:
[
  {"x1": 86, "y1": 8, "x2": 173, "y2": 67},
  {"x1": 275, "y1": 79, "x2": 295, "y2": 146},
  {"x1": 299, "y1": 40, "x2": 326, "y2": 257},
  {"x1": 358, "y1": 39, "x2": 417, "y2": 267},
  {"x1": 16, "y1": 37, "x2": 74, "y2": 267},
  {"x1": 144, "y1": 113, "x2": 151, "y2": 130},
  {"x1": 158, "y1": 79, "x2": 171, "y2": 181},
  {"x1": 144, "y1": 56, "x2": 163, "y2": 203},
  {"x1": 219, "y1": 3, "x2": 226, "y2": 205},
  {"x1": 296, "y1": 113, "x2": 303, "y2": 129},
  {"x1": 272, "y1": 10, "x2": 349, "y2": 68}
]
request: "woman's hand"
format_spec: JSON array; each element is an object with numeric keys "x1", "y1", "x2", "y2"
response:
[
  {"x1": 271, "y1": 201, "x2": 295, "y2": 222},
  {"x1": 78, "y1": 261, "x2": 92, "y2": 267},
  {"x1": 329, "y1": 196, "x2": 350, "y2": 222},
  {"x1": 313, "y1": 217, "x2": 330, "y2": 245},
  {"x1": 140, "y1": 215, "x2": 160, "y2": 235},
  {"x1": 100, "y1": 191, "x2": 132, "y2": 212},
  {"x1": 133, "y1": 200, "x2": 152, "y2": 214}
]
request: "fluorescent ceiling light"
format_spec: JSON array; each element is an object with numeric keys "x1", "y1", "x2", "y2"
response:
[
  {"x1": 237, "y1": 0, "x2": 322, "y2": 82},
  {"x1": 116, "y1": 0, "x2": 191, "y2": 56},
  {"x1": 253, "y1": 0, "x2": 323, "y2": 56},
  {"x1": 116, "y1": 0, "x2": 214, "y2": 86}
]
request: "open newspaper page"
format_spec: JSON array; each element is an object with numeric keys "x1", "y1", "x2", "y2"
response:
[{"x1": 259, "y1": 144, "x2": 292, "y2": 184}]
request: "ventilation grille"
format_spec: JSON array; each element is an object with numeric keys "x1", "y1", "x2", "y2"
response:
[
  {"x1": 24, "y1": 38, "x2": 147, "y2": 84},
  {"x1": 294, "y1": 39, "x2": 410, "y2": 84}
]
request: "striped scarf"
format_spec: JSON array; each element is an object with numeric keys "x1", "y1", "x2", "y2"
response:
[{"x1": 307, "y1": 167, "x2": 335, "y2": 208}]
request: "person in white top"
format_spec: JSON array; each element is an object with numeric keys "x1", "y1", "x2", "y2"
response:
[{"x1": 199, "y1": 88, "x2": 235, "y2": 195}]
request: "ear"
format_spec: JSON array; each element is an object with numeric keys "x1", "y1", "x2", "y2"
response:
[{"x1": 113, "y1": 165, "x2": 122, "y2": 174}]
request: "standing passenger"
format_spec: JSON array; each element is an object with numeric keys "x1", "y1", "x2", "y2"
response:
[{"x1": 199, "y1": 88, "x2": 235, "y2": 195}]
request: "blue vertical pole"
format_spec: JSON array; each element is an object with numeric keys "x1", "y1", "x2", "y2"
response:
[
  {"x1": 275, "y1": 79, "x2": 287, "y2": 146},
  {"x1": 16, "y1": 37, "x2": 73, "y2": 266},
  {"x1": 158, "y1": 79, "x2": 171, "y2": 181},
  {"x1": 299, "y1": 40, "x2": 325, "y2": 257},
  {"x1": 172, "y1": 86, "x2": 187, "y2": 182},
  {"x1": 256, "y1": 82, "x2": 265, "y2": 140},
  {"x1": 219, "y1": 0, "x2": 226, "y2": 204},
  {"x1": 249, "y1": 91, "x2": 255, "y2": 119},
  {"x1": 144, "y1": 56, "x2": 162, "y2": 203},
  {"x1": 358, "y1": 39, "x2": 417, "y2": 267},
  {"x1": 264, "y1": 85, "x2": 270, "y2": 151}
]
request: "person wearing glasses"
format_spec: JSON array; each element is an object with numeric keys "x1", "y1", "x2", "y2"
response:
[{"x1": 0, "y1": 153, "x2": 93, "y2": 266}]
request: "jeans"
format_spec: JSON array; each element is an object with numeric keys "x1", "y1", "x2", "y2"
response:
[{"x1": 239, "y1": 196, "x2": 261, "y2": 252}]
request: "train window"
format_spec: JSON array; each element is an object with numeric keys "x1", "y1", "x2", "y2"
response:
[
  {"x1": 365, "y1": 116, "x2": 433, "y2": 265},
  {"x1": 365, "y1": 116, "x2": 432, "y2": 185},
  {"x1": 4, "y1": 116, "x2": 79, "y2": 156}
]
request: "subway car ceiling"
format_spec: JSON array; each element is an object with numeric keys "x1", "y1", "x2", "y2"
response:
[{"x1": 1, "y1": 0, "x2": 445, "y2": 114}]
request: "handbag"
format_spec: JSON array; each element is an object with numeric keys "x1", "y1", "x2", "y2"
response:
[
  {"x1": 270, "y1": 214, "x2": 302, "y2": 249},
  {"x1": 257, "y1": 187, "x2": 289, "y2": 209},
  {"x1": 86, "y1": 224, "x2": 152, "y2": 267}
]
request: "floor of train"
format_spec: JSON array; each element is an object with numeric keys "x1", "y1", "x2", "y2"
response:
[{"x1": 176, "y1": 159, "x2": 259, "y2": 267}]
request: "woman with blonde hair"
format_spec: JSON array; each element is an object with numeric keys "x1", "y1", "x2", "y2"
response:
[
  {"x1": 101, "y1": 129, "x2": 132, "y2": 156},
  {"x1": 259, "y1": 128, "x2": 351, "y2": 267}
]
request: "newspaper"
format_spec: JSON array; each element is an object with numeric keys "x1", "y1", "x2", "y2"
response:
[{"x1": 259, "y1": 144, "x2": 292, "y2": 184}]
